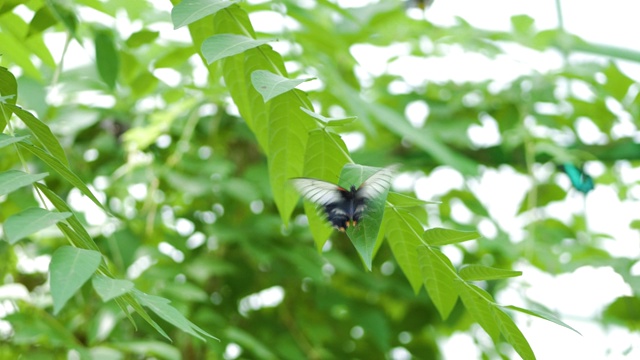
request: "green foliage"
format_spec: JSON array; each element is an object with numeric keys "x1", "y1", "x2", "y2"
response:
[{"x1": 1, "y1": 0, "x2": 639, "y2": 359}]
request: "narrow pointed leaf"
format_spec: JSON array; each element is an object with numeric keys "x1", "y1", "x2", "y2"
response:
[
  {"x1": 459, "y1": 265, "x2": 522, "y2": 281},
  {"x1": 388, "y1": 192, "x2": 439, "y2": 207},
  {"x1": 95, "y1": 29, "x2": 119, "y2": 89},
  {"x1": 423, "y1": 227, "x2": 481, "y2": 246},
  {"x1": 252, "y1": 70, "x2": 315, "y2": 102},
  {"x1": 18, "y1": 143, "x2": 106, "y2": 212},
  {"x1": 300, "y1": 107, "x2": 357, "y2": 127},
  {"x1": 343, "y1": 164, "x2": 392, "y2": 270},
  {"x1": 503, "y1": 305, "x2": 581, "y2": 335},
  {"x1": 92, "y1": 274, "x2": 134, "y2": 302},
  {"x1": 418, "y1": 245, "x2": 459, "y2": 319},
  {"x1": 268, "y1": 90, "x2": 314, "y2": 225},
  {"x1": 455, "y1": 281, "x2": 500, "y2": 341},
  {"x1": 301, "y1": 128, "x2": 350, "y2": 251},
  {"x1": 133, "y1": 289, "x2": 218, "y2": 341},
  {"x1": 202, "y1": 34, "x2": 271, "y2": 64},
  {"x1": 0, "y1": 134, "x2": 28, "y2": 148},
  {"x1": 50, "y1": 246, "x2": 102, "y2": 314},
  {"x1": 493, "y1": 307, "x2": 536, "y2": 360},
  {"x1": 172, "y1": 0, "x2": 238, "y2": 29},
  {"x1": 4, "y1": 207, "x2": 71, "y2": 244},
  {"x1": 384, "y1": 208, "x2": 424, "y2": 293},
  {"x1": 0, "y1": 170, "x2": 47, "y2": 196},
  {"x1": 5, "y1": 104, "x2": 69, "y2": 167},
  {"x1": 0, "y1": 66, "x2": 17, "y2": 130}
]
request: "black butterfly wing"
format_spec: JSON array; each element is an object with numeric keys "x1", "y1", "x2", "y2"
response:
[{"x1": 291, "y1": 178, "x2": 351, "y2": 230}]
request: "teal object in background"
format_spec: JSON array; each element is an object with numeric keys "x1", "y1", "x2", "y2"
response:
[{"x1": 559, "y1": 163, "x2": 595, "y2": 194}]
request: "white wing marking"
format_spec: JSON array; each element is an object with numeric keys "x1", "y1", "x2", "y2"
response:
[
  {"x1": 290, "y1": 178, "x2": 343, "y2": 206},
  {"x1": 356, "y1": 165, "x2": 397, "y2": 200}
]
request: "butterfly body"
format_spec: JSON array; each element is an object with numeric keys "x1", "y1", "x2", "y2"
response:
[{"x1": 291, "y1": 166, "x2": 396, "y2": 231}]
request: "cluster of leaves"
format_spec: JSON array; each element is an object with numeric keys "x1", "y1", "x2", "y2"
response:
[{"x1": 1, "y1": 0, "x2": 640, "y2": 359}]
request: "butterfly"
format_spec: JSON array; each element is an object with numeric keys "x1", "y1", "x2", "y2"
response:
[
  {"x1": 559, "y1": 163, "x2": 594, "y2": 194},
  {"x1": 291, "y1": 166, "x2": 396, "y2": 232}
]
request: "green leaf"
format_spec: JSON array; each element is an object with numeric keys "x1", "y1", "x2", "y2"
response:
[
  {"x1": 384, "y1": 208, "x2": 424, "y2": 293},
  {"x1": 125, "y1": 30, "x2": 159, "y2": 48},
  {"x1": 387, "y1": 192, "x2": 439, "y2": 207},
  {"x1": 459, "y1": 265, "x2": 522, "y2": 281},
  {"x1": 268, "y1": 90, "x2": 315, "y2": 225},
  {"x1": 342, "y1": 164, "x2": 392, "y2": 270},
  {"x1": 202, "y1": 34, "x2": 271, "y2": 64},
  {"x1": 50, "y1": 246, "x2": 102, "y2": 314},
  {"x1": 95, "y1": 29, "x2": 119, "y2": 89},
  {"x1": 132, "y1": 289, "x2": 218, "y2": 341},
  {"x1": 493, "y1": 307, "x2": 536, "y2": 360},
  {"x1": 455, "y1": 282, "x2": 500, "y2": 341},
  {"x1": 0, "y1": 170, "x2": 48, "y2": 196},
  {"x1": 5, "y1": 104, "x2": 69, "y2": 167},
  {"x1": 3, "y1": 207, "x2": 71, "y2": 244},
  {"x1": 603, "y1": 61, "x2": 634, "y2": 101},
  {"x1": 0, "y1": 134, "x2": 28, "y2": 148},
  {"x1": 18, "y1": 142, "x2": 106, "y2": 212},
  {"x1": 0, "y1": 65, "x2": 18, "y2": 131},
  {"x1": 34, "y1": 183, "x2": 99, "y2": 251},
  {"x1": 300, "y1": 128, "x2": 350, "y2": 251},
  {"x1": 517, "y1": 183, "x2": 566, "y2": 214},
  {"x1": 504, "y1": 305, "x2": 581, "y2": 335},
  {"x1": 91, "y1": 274, "x2": 134, "y2": 302},
  {"x1": 300, "y1": 107, "x2": 357, "y2": 127},
  {"x1": 423, "y1": 227, "x2": 481, "y2": 246},
  {"x1": 171, "y1": 0, "x2": 238, "y2": 29},
  {"x1": 252, "y1": 70, "x2": 315, "y2": 102},
  {"x1": 27, "y1": 5, "x2": 58, "y2": 37},
  {"x1": 417, "y1": 245, "x2": 459, "y2": 319}
]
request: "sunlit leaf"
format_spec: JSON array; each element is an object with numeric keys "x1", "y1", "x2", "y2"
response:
[
  {"x1": 418, "y1": 245, "x2": 459, "y2": 319},
  {"x1": 504, "y1": 305, "x2": 581, "y2": 335},
  {"x1": 3, "y1": 207, "x2": 71, "y2": 244},
  {"x1": 0, "y1": 170, "x2": 47, "y2": 196},
  {"x1": 133, "y1": 289, "x2": 218, "y2": 341},
  {"x1": 459, "y1": 264, "x2": 522, "y2": 281},
  {"x1": 50, "y1": 246, "x2": 102, "y2": 314},
  {"x1": 300, "y1": 107, "x2": 357, "y2": 127},
  {"x1": 202, "y1": 34, "x2": 271, "y2": 64},
  {"x1": 423, "y1": 227, "x2": 481, "y2": 246},
  {"x1": 455, "y1": 281, "x2": 500, "y2": 341},
  {"x1": 493, "y1": 307, "x2": 536, "y2": 360},
  {"x1": 91, "y1": 274, "x2": 134, "y2": 302},
  {"x1": 252, "y1": 70, "x2": 315, "y2": 102},
  {"x1": 171, "y1": 0, "x2": 238, "y2": 29},
  {"x1": 5, "y1": 104, "x2": 69, "y2": 167},
  {"x1": 384, "y1": 208, "x2": 424, "y2": 293}
]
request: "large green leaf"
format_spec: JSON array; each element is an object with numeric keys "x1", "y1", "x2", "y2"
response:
[
  {"x1": 95, "y1": 29, "x2": 119, "y2": 89},
  {"x1": 455, "y1": 282, "x2": 500, "y2": 341},
  {"x1": 268, "y1": 90, "x2": 315, "y2": 225},
  {"x1": 18, "y1": 142, "x2": 106, "y2": 212},
  {"x1": 132, "y1": 289, "x2": 218, "y2": 341},
  {"x1": 202, "y1": 34, "x2": 271, "y2": 64},
  {"x1": 459, "y1": 264, "x2": 522, "y2": 281},
  {"x1": 493, "y1": 307, "x2": 536, "y2": 360},
  {"x1": 0, "y1": 66, "x2": 17, "y2": 131},
  {"x1": 342, "y1": 164, "x2": 392, "y2": 270},
  {"x1": 171, "y1": 0, "x2": 238, "y2": 29},
  {"x1": 91, "y1": 274, "x2": 134, "y2": 302},
  {"x1": 0, "y1": 170, "x2": 47, "y2": 196},
  {"x1": 384, "y1": 208, "x2": 424, "y2": 293},
  {"x1": 301, "y1": 128, "x2": 350, "y2": 250},
  {"x1": 423, "y1": 227, "x2": 481, "y2": 246},
  {"x1": 417, "y1": 245, "x2": 459, "y2": 319},
  {"x1": 3, "y1": 207, "x2": 71, "y2": 244},
  {"x1": 5, "y1": 104, "x2": 69, "y2": 167},
  {"x1": 252, "y1": 70, "x2": 315, "y2": 102},
  {"x1": 50, "y1": 246, "x2": 102, "y2": 314}
]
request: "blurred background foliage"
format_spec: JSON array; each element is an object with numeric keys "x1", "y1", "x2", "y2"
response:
[{"x1": 1, "y1": 0, "x2": 640, "y2": 359}]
